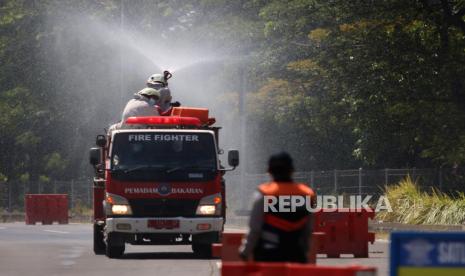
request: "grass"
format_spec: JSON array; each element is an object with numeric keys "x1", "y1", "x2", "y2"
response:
[{"x1": 377, "y1": 176, "x2": 465, "y2": 225}]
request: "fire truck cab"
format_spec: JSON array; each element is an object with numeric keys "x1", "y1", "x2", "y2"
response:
[{"x1": 89, "y1": 107, "x2": 238, "y2": 258}]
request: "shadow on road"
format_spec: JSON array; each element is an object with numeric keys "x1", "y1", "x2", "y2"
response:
[{"x1": 121, "y1": 252, "x2": 219, "y2": 260}]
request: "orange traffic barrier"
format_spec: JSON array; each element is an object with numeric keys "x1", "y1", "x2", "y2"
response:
[
  {"x1": 212, "y1": 243, "x2": 222, "y2": 258},
  {"x1": 221, "y1": 262, "x2": 376, "y2": 276},
  {"x1": 217, "y1": 208, "x2": 374, "y2": 260},
  {"x1": 25, "y1": 194, "x2": 68, "y2": 225},
  {"x1": 308, "y1": 232, "x2": 325, "y2": 263},
  {"x1": 314, "y1": 208, "x2": 375, "y2": 258},
  {"x1": 220, "y1": 232, "x2": 244, "y2": 261},
  {"x1": 212, "y1": 232, "x2": 324, "y2": 263}
]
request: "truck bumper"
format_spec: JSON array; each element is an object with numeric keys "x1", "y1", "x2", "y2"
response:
[{"x1": 105, "y1": 217, "x2": 223, "y2": 234}]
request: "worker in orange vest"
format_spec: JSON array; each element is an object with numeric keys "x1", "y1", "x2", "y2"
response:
[{"x1": 239, "y1": 152, "x2": 315, "y2": 263}]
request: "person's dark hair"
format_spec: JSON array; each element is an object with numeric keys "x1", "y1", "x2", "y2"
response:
[{"x1": 268, "y1": 152, "x2": 294, "y2": 182}]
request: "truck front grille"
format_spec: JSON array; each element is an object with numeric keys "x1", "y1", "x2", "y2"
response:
[{"x1": 128, "y1": 199, "x2": 199, "y2": 217}]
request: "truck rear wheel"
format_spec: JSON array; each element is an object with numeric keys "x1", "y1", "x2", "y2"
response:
[
  {"x1": 105, "y1": 232, "x2": 125, "y2": 258},
  {"x1": 93, "y1": 224, "x2": 106, "y2": 255},
  {"x1": 192, "y1": 243, "x2": 212, "y2": 258}
]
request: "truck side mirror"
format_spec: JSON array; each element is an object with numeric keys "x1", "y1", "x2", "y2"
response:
[
  {"x1": 96, "y1": 135, "x2": 106, "y2": 147},
  {"x1": 89, "y1": 147, "x2": 101, "y2": 166},
  {"x1": 228, "y1": 150, "x2": 239, "y2": 168}
]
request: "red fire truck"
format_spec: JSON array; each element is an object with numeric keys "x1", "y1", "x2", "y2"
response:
[{"x1": 89, "y1": 107, "x2": 238, "y2": 258}]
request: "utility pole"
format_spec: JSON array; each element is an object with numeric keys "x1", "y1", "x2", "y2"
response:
[
  {"x1": 239, "y1": 65, "x2": 247, "y2": 206},
  {"x1": 120, "y1": 0, "x2": 126, "y2": 108}
]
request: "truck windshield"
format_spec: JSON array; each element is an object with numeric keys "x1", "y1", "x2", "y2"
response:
[{"x1": 110, "y1": 132, "x2": 217, "y2": 181}]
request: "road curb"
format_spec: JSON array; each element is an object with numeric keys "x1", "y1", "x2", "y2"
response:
[{"x1": 369, "y1": 221, "x2": 464, "y2": 232}]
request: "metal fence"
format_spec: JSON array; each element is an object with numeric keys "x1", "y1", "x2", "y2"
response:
[
  {"x1": 0, "y1": 180, "x2": 91, "y2": 212},
  {"x1": 226, "y1": 168, "x2": 465, "y2": 211},
  {"x1": 1, "y1": 168, "x2": 464, "y2": 213}
]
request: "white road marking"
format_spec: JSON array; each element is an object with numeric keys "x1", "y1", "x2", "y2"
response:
[
  {"x1": 376, "y1": 239, "x2": 390, "y2": 243},
  {"x1": 0, "y1": 227, "x2": 6, "y2": 230},
  {"x1": 59, "y1": 252, "x2": 82, "y2": 259},
  {"x1": 43, "y1": 229, "x2": 69, "y2": 234},
  {"x1": 58, "y1": 246, "x2": 83, "y2": 267},
  {"x1": 61, "y1": 260, "x2": 76, "y2": 266},
  {"x1": 59, "y1": 247, "x2": 83, "y2": 259}
]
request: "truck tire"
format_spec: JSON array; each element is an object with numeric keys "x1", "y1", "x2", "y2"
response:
[
  {"x1": 93, "y1": 224, "x2": 106, "y2": 255},
  {"x1": 105, "y1": 232, "x2": 125, "y2": 258},
  {"x1": 192, "y1": 243, "x2": 212, "y2": 258}
]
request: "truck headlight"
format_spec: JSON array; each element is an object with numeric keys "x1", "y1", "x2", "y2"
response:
[
  {"x1": 105, "y1": 193, "x2": 132, "y2": 215},
  {"x1": 197, "y1": 205, "x2": 216, "y2": 215},
  {"x1": 111, "y1": 204, "x2": 131, "y2": 215},
  {"x1": 196, "y1": 193, "x2": 221, "y2": 216}
]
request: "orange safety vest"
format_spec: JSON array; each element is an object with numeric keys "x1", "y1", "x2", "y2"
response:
[
  {"x1": 258, "y1": 182, "x2": 315, "y2": 232},
  {"x1": 254, "y1": 182, "x2": 315, "y2": 263}
]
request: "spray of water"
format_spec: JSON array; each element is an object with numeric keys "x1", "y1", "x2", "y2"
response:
[{"x1": 47, "y1": 7, "x2": 251, "y2": 213}]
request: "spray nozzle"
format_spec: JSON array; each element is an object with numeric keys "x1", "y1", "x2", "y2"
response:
[{"x1": 163, "y1": 70, "x2": 172, "y2": 81}]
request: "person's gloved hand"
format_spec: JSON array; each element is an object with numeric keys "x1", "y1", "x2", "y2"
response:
[
  {"x1": 238, "y1": 243, "x2": 250, "y2": 261},
  {"x1": 239, "y1": 250, "x2": 249, "y2": 261},
  {"x1": 170, "y1": 101, "x2": 181, "y2": 107}
]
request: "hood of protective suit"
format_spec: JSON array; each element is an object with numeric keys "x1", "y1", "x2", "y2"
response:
[
  {"x1": 136, "y1": 87, "x2": 160, "y2": 99},
  {"x1": 120, "y1": 89, "x2": 160, "y2": 123}
]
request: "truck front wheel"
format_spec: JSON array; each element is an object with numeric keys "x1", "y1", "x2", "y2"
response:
[
  {"x1": 93, "y1": 223, "x2": 106, "y2": 255},
  {"x1": 105, "y1": 232, "x2": 125, "y2": 258},
  {"x1": 192, "y1": 243, "x2": 212, "y2": 258}
]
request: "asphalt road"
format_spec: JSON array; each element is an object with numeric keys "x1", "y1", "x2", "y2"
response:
[{"x1": 0, "y1": 222, "x2": 388, "y2": 276}]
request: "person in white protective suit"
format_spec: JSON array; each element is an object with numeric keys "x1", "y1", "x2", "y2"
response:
[
  {"x1": 107, "y1": 87, "x2": 160, "y2": 134},
  {"x1": 146, "y1": 71, "x2": 180, "y2": 115},
  {"x1": 121, "y1": 87, "x2": 161, "y2": 123},
  {"x1": 108, "y1": 71, "x2": 180, "y2": 134}
]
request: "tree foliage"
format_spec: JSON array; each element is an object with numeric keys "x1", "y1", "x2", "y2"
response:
[
  {"x1": 0, "y1": 0, "x2": 464, "y2": 186},
  {"x1": 249, "y1": 0, "x2": 465, "y2": 169}
]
